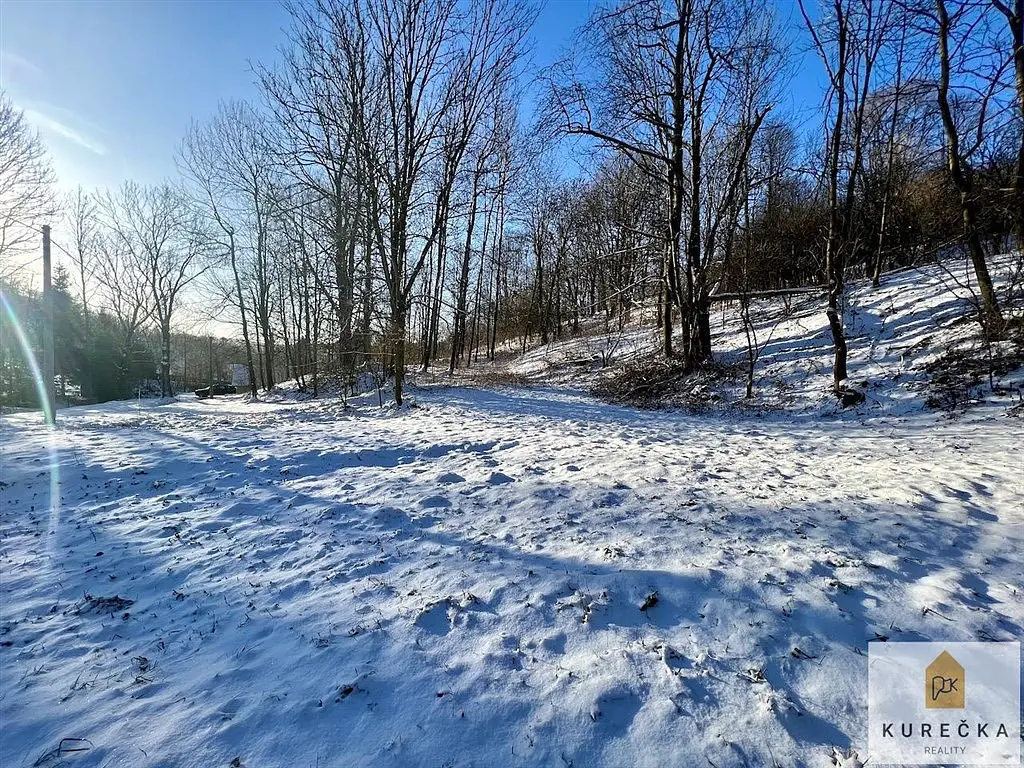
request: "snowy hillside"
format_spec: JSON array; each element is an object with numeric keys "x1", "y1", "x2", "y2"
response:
[
  {"x1": 1, "y1": 382, "x2": 1022, "y2": 767},
  {"x1": 504, "y1": 256, "x2": 1024, "y2": 417}
]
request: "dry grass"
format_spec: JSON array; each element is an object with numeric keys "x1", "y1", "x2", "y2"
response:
[
  {"x1": 922, "y1": 320, "x2": 1024, "y2": 412},
  {"x1": 591, "y1": 356, "x2": 744, "y2": 410}
]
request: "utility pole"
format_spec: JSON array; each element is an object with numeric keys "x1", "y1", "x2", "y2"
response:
[
  {"x1": 208, "y1": 336, "x2": 214, "y2": 384},
  {"x1": 42, "y1": 225, "x2": 56, "y2": 425}
]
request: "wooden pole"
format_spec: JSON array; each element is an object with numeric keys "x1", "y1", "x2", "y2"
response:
[{"x1": 42, "y1": 225, "x2": 55, "y2": 425}]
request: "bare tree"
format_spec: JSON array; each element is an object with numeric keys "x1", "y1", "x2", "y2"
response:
[
  {"x1": 449, "y1": 143, "x2": 492, "y2": 373},
  {"x1": 800, "y1": 0, "x2": 893, "y2": 401},
  {"x1": 546, "y1": 0, "x2": 782, "y2": 368},
  {"x1": 545, "y1": 0, "x2": 682, "y2": 358},
  {"x1": 929, "y1": 0, "x2": 1006, "y2": 336},
  {"x1": 0, "y1": 91, "x2": 56, "y2": 280},
  {"x1": 273, "y1": 185, "x2": 334, "y2": 393},
  {"x1": 992, "y1": 0, "x2": 1023, "y2": 245},
  {"x1": 62, "y1": 186, "x2": 98, "y2": 331},
  {"x1": 93, "y1": 232, "x2": 150, "y2": 355},
  {"x1": 178, "y1": 102, "x2": 272, "y2": 397},
  {"x1": 101, "y1": 182, "x2": 210, "y2": 397},
  {"x1": 351, "y1": 0, "x2": 534, "y2": 404},
  {"x1": 260, "y1": 0, "x2": 373, "y2": 379}
]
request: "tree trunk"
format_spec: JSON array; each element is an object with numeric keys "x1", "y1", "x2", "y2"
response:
[
  {"x1": 279, "y1": 280, "x2": 295, "y2": 388},
  {"x1": 160, "y1": 319, "x2": 172, "y2": 397},
  {"x1": 335, "y1": 174, "x2": 356, "y2": 371},
  {"x1": 361, "y1": 199, "x2": 373, "y2": 359},
  {"x1": 228, "y1": 232, "x2": 258, "y2": 397},
  {"x1": 824, "y1": 2, "x2": 850, "y2": 397},
  {"x1": 392, "y1": 310, "x2": 406, "y2": 406},
  {"x1": 684, "y1": 121, "x2": 708, "y2": 368},
  {"x1": 468, "y1": 198, "x2": 492, "y2": 367},
  {"x1": 936, "y1": 0, "x2": 1005, "y2": 338},
  {"x1": 995, "y1": 0, "x2": 1024, "y2": 245},
  {"x1": 450, "y1": 171, "x2": 482, "y2": 373},
  {"x1": 423, "y1": 198, "x2": 449, "y2": 371}
]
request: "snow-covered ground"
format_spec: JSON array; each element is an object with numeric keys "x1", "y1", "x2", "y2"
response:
[
  {"x1": 1, "y1": 387, "x2": 1021, "y2": 767},
  {"x1": 506, "y1": 257, "x2": 1024, "y2": 417}
]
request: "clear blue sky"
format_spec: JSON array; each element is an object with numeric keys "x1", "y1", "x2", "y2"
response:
[
  {"x1": 0, "y1": 0, "x2": 822, "y2": 194},
  {"x1": 0, "y1": 0, "x2": 597, "y2": 192}
]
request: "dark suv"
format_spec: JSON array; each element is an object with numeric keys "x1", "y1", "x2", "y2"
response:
[{"x1": 194, "y1": 382, "x2": 236, "y2": 399}]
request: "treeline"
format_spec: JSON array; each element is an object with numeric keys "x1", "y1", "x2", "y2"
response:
[
  {"x1": 1, "y1": 266, "x2": 154, "y2": 405},
  {"x1": 545, "y1": 0, "x2": 1022, "y2": 399},
  {"x1": 1, "y1": 0, "x2": 1022, "y2": 409},
  {"x1": 0, "y1": 266, "x2": 256, "y2": 408}
]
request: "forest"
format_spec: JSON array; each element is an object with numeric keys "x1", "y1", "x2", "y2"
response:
[
  {"x1": 2, "y1": 3, "x2": 1023, "y2": 766},
  {"x1": 1, "y1": 0, "x2": 1022, "y2": 409}
]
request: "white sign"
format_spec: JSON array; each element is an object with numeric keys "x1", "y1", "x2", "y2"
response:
[{"x1": 868, "y1": 641, "x2": 1020, "y2": 765}]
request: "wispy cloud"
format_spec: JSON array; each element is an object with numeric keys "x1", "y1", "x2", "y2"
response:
[
  {"x1": 0, "y1": 50, "x2": 44, "y2": 87},
  {"x1": 23, "y1": 106, "x2": 108, "y2": 156}
]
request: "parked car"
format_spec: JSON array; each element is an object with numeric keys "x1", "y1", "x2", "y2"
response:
[{"x1": 194, "y1": 382, "x2": 236, "y2": 399}]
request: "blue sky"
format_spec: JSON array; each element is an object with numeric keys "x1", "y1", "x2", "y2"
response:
[
  {"x1": 0, "y1": 0, "x2": 822, "y2": 193},
  {"x1": 0, "y1": 0, "x2": 598, "y2": 192},
  {"x1": 1, "y1": 0, "x2": 295, "y2": 190}
]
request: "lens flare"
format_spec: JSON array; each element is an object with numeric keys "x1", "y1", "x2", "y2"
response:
[{"x1": 1, "y1": 288, "x2": 61, "y2": 556}]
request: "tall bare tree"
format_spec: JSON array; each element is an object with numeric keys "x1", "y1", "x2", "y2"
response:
[
  {"x1": 0, "y1": 91, "x2": 56, "y2": 280},
  {"x1": 178, "y1": 102, "x2": 274, "y2": 397},
  {"x1": 101, "y1": 182, "x2": 210, "y2": 397},
  {"x1": 929, "y1": 0, "x2": 1006, "y2": 336},
  {"x1": 993, "y1": 0, "x2": 1023, "y2": 245},
  {"x1": 547, "y1": 0, "x2": 783, "y2": 368},
  {"x1": 348, "y1": 0, "x2": 535, "y2": 403},
  {"x1": 800, "y1": 0, "x2": 893, "y2": 400},
  {"x1": 260, "y1": 0, "x2": 363, "y2": 377}
]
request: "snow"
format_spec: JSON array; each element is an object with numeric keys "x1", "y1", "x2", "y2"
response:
[
  {"x1": 507, "y1": 256, "x2": 1024, "y2": 417},
  {"x1": 2, "y1": 384, "x2": 1021, "y2": 767}
]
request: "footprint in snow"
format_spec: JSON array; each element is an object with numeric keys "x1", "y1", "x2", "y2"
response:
[
  {"x1": 661, "y1": 644, "x2": 691, "y2": 674},
  {"x1": 541, "y1": 632, "x2": 567, "y2": 654},
  {"x1": 590, "y1": 686, "x2": 643, "y2": 734},
  {"x1": 414, "y1": 600, "x2": 456, "y2": 635},
  {"x1": 487, "y1": 472, "x2": 515, "y2": 485},
  {"x1": 595, "y1": 492, "x2": 624, "y2": 508},
  {"x1": 419, "y1": 495, "x2": 452, "y2": 509}
]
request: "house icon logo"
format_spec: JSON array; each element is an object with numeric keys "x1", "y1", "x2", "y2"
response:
[{"x1": 926, "y1": 650, "x2": 965, "y2": 709}]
